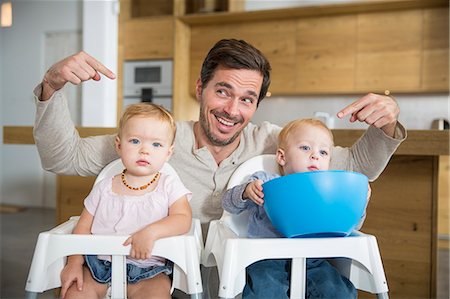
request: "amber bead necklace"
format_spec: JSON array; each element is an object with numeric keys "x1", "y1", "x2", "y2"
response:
[{"x1": 121, "y1": 169, "x2": 160, "y2": 190}]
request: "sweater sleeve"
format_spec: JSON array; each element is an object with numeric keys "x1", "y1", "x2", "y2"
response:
[
  {"x1": 33, "y1": 84, "x2": 118, "y2": 176},
  {"x1": 330, "y1": 124, "x2": 407, "y2": 181}
]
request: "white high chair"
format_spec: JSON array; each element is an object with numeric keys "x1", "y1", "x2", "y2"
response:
[
  {"x1": 202, "y1": 154, "x2": 389, "y2": 299},
  {"x1": 25, "y1": 159, "x2": 204, "y2": 299}
]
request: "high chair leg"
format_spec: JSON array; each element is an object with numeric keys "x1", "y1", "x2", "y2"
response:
[
  {"x1": 377, "y1": 292, "x2": 389, "y2": 299},
  {"x1": 25, "y1": 291, "x2": 38, "y2": 299}
]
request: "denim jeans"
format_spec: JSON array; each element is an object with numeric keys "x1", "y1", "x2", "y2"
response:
[
  {"x1": 85, "y1": 255, "x2": 173, "y2": 285},
  {"x1": 243, "y1": 258, "x2": 357, "y2": 299}
]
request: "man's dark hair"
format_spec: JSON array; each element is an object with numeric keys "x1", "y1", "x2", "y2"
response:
[{"x1": 200, "y1": 39, "x2": 271, "y2": 106}]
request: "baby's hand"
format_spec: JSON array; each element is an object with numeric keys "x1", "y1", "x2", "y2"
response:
[
  {"x1": 243, "y1": 179, "x2": 265, "y2": 206},
  {"x1": 123, "y1": 228, "x2": 156, "y2": 260},
  {"x1": 60, "y1": 260, "x2": 84, "y2": 299}
]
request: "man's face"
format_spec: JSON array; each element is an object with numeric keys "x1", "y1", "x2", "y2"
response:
[{"x1": 196, "y1": 67, "x2": 262, "y2": 146}]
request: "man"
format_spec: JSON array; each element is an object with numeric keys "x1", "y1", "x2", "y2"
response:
[{"x1": 34, "y1": 39, "x2": 405, "y2": 224}]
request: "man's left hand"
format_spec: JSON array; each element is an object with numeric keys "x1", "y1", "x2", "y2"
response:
[{"x1": 337, "y1": 92, "x2": 400, "y2": 137}]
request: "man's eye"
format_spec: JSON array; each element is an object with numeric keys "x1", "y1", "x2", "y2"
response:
[
  {"x1": 152, "y1": 142, "x2": 162, "y2": 148},
  {"x1": 242, "y1": 98, "x2": 254, "y2": 104},
  {"x1": 130, "y1": 139, "x2": 140, "y2": 144},
  {"x1": 216, "y1": 89, "x2": 228, "y2": 97}
]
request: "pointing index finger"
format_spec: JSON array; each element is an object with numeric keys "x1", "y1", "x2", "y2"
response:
[
  {"x1": 337, "y1": 94, "x2": 371, "y2": 119},
  {"x1": 85, "y1": 55, "x2": 116, "y2": 80}
]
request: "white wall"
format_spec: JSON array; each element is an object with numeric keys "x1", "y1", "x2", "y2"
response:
[
  {"x1": 252, "y1": 94, "x2": 450, "y2": 129},
  {"x1": 0, "y1": 0, "x2": 82, "y2": 207},
  {"x1": 81, "y1": 0, "x2": 118, "y2": 127}
]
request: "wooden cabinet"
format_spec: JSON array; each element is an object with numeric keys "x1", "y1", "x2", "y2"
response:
[
  {"x1": 57, "y1": 175, "x2": 96, "y2": 224},
  {"x1": 185, "y1": 3, "x2": 449, "y2": 97},
  {"x1": 296, "y1": 14, "x2": 357, "y2": 92},
  {"x1": 118, "y1": 0, "x2": 448, "y2": 120},
  {"x1": 438, "y1": 156, "x2": 449, "y2": 250}
]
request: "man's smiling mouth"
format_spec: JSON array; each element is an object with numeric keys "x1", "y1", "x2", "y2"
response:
[{"x1": 216, "y1": 116, "x2": 236, "y2": 127}]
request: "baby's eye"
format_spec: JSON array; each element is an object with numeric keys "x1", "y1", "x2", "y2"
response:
[
  {"x1": 130, "y1": 138, "x2": 140, "y2": 145},
  {"x1": 299, "y1": 145, "x2": 310, "y2": 151},
  {"x1": 152, "y1": 142, "x2": 162, "y2": 148},
  {"x1": 320, "y1": 150, "x2": 329, "y2": 156}
]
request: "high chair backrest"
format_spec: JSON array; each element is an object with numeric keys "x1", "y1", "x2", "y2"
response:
[
  {"x1": 26, "y1": 158, "x2": 204, "y2": 298},
  {"x1": 220, "y1": 154, "x2": 280, "y2": 237},
  {"x1": 95, "y1": 159, "x2": 179, "y2": 185}
]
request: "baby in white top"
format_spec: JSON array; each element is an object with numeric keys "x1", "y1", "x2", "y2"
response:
[{"x1": 60, "y1": 103, "x2": 192, "y2": 299}]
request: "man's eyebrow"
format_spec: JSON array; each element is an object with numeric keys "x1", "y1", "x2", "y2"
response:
[
  {"x1": 216, "y1": 82, "x2": 232, "y2": 89},
  {"x1": 215, "y1": 82, "x2": 258, "y2": 98}
]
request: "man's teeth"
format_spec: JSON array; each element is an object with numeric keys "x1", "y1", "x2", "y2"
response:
[{"x1": 217, "y1": 117, "x2": 235, "y2": 127}]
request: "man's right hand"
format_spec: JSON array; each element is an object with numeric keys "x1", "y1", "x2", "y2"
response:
[{"x1": 41, "y1": 51, "x2": 116, "y2": 101}]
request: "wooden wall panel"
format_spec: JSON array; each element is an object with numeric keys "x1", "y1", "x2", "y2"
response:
[
  {"x1": 131, "y1": 0, "x2": 173, "y2": 18},
  {"x1": 172, "y1": 20, "x2": 199, "y2": 121},
  {"x1": 438, "y1": 156, "x2": 449, "y2": 249},
  {"x1": 355, "y1": 10, "x2": 422, "y2": 92},
  {"x1": 422, "y1": 8, "x2": 449, "y2": 91},
  {"x1": 187, "y1": 6, "x2": 448, "y2": 96},
  {"x1": 360, "y1": 155, "x2": 436, "y2": 298},
  {"x1": 123, "y1": 17, "x2": 174, "y2": 60},
  {"x1": 189, "y1": 20, "x2": 297, "y2": 96},
  {"x1": 296, "y1": 15, "x2": 357, "y2": 92},
  {"x1": 57, "y1": 175, "x2": 96, "y2": 224}
]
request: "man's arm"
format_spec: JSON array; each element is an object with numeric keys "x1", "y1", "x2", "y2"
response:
[
  {"x1": 33, "y1": 52, "x2": 118, "y2": 176},
  {"x1": 33, "y1": 84, "x2": 118, "y2": 176},
  {"x1": 331, "y1": 92, "x2": 406, "y2": 181}
]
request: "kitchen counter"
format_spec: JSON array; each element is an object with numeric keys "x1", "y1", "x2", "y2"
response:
[{"x1": 3, "y1": 126, "x2": 449, "y2": 155}]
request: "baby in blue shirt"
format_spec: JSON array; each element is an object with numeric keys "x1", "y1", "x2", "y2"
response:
[{"x1": 222, "y1": 118, "x2": 366, "y2": 299}]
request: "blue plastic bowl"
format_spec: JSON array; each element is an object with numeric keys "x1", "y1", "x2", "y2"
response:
[{"x1": 262, "y1": 170, "x2": 368, "y2": 238}]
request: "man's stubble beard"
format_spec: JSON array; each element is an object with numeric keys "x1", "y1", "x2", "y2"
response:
[{"x1": 198, "y1": 97, "x2": 244, "y2": 147}]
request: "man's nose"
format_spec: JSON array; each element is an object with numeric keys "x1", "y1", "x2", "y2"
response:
[{"x1": 223, "y1": 99, "x2": 239, "y2": 116}]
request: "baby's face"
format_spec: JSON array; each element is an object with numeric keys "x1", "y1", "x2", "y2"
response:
[{"x1": 277, "y1": 124, "x2": 333, "y2": 175}]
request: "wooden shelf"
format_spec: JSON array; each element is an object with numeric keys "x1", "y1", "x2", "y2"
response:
[{"x1": 179, "y1": 0, "x2": 448, "y2": 25}]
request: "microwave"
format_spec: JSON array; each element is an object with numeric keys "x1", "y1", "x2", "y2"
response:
[
  {"x1": 123, "y1": 60, "x2": 173, "y2": 111},
  {"x1": 123, "y1": 60, "x2": 173, "y2": 98}
]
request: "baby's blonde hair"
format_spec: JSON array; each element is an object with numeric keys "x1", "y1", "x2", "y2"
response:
[
  {"x1": 278, "y1": 118, "x2": 334, "y2": 150},
  {"x1": 118, "y1": 103, "x2": 176, "y2": 144},
  {"x1": 277, "y1": 118, "x2": 334, "y2": 175}
]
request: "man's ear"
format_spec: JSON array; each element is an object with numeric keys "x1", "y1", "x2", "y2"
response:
[
  {"x1": 195, "y1": 78, "x2": 202, "y2": 101},
  {"x1": 276, "y1": 148, "x2": 286, "y2": 166}
]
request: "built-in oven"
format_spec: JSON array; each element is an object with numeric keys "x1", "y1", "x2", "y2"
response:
[{"x1": 122, "y1": 60, "x2": 173, "y2": 111}]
